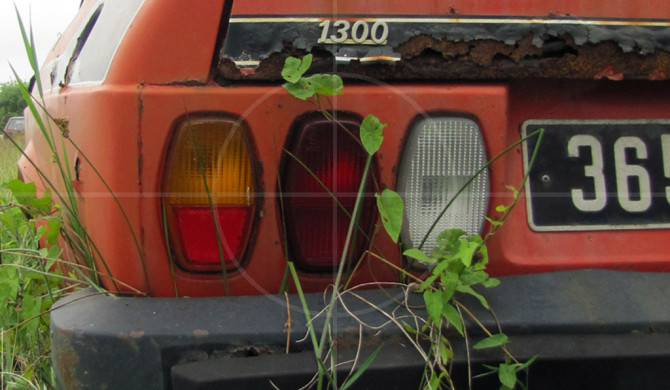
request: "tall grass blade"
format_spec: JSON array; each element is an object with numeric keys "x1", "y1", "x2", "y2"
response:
[{"x1": 340, "y1": 344, "x2": 382, "y2": 390}]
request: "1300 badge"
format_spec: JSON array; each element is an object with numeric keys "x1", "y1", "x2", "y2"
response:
[{"x1": 317, "y1": 19, "x2": 389, "y2": 45}]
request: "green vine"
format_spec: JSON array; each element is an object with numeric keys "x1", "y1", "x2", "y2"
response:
[{"x1": 281, "y1": 54, "x2": 538, "y2": 390}]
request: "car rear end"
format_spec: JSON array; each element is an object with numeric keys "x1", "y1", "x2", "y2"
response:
[
  {"x1": 20, "y1": 0, "x2": 670, "y2": 388},
  {"x1": 2, "y1": 116, "x2": 24, "y2": 136}
]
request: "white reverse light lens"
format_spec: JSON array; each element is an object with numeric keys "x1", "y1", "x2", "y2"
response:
[{"x1": 398, "y1": 117, "x2": 489, "y2": 257}]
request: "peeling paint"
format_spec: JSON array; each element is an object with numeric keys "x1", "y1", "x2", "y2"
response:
[{"x1": 218, "y1": 16, "x2": 670, "y2": 81}]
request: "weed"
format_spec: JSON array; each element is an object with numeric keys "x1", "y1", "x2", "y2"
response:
[
  {"x1": 0, "y1": 134, "x2": 24, "y2": 192},
  {"x1": 0, "y1": 181, "x2": 64, "y2": 389},
  {"x1": 0, "y1": 8, "x2": 143, "y2": 389},
  {"x1": 281, "y1": 55, "x2": 542, "y2": 390}
]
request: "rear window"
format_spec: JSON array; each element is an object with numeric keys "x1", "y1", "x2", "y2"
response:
[
  {"x1": 216, "y1": 15, "x2": 670, "y2": 81},
  {"x1": 4, "y1": 117, "x2": 24, "y2": 132},
  {"x1": 50, "y1": 0, "x2": 145, "y2": 88}
]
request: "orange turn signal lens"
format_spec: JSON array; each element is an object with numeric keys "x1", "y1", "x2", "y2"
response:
[{"x1": 163, "y1": 116, "x2": 256, "y2": 271}]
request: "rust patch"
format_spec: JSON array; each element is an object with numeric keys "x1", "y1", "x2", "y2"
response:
[{"x1": 217, "y1": 34, "x2": 670, "y2": 82}]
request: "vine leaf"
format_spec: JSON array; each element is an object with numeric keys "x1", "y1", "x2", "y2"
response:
[
  {"x1": 281, "y1": 55, "x2": 343, "y2": 100},
  {"x1": 304, "y1": 74, "x2": 343, "y2": 96},
  {"x1": 283, "y1": 80, "x2": 315, "y2": 100},
  {"x1": 375, "y1": 189, "x2": 403, "y2": 243},
  {"x1": 436, "y1": 228, "x2": 466, "y2": 257},
  {"x1": 46, "y1": 218, "x2": 61, "y2": 245},
  {"x1": 4, "y1": 179, "x2": 53, "y2": 214},
  {"x1": 498, "y1": 363, "x2": 518, "y2": 388},
  {"x1": 441, "y1": 303, "x2": 464, "y2": 336},
  {"x1": 473, "y1": 333, "x2": 509, "y2": 350},
  {"x1": 281, "y1": 54, "x2": 312, "y2": 83},
  {"x1": 360, "y1": 114, "x2": 386, "y2": 155},
  {"x1": 423, "y1": 290, "x2": 443, "y2": 325},
  {"x1": 403, "y1": 248, "x2": 434, "y2": 264}
]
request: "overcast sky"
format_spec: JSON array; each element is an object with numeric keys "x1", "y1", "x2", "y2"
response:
[{"x1": 1, "y1": 0, "x2": 80, "y2": 84}]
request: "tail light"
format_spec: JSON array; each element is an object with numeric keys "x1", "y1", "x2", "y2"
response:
[
  {"x1": 163, "y1": 116, "x2": 256, "y2": 271},
  {"x1": 282, "y1": 113, "x2": 377, "y2": 271},
  {"x1": 398, "y1": 116, "x2": 489, "y2": 257}
]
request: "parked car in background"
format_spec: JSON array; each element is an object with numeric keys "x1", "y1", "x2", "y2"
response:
[
  {"x1": 19, "y1": 0, "x2": 670, "y2": 389},
  {"x1": 2, "y1": 116, "x2": 24, "y2": 137}
]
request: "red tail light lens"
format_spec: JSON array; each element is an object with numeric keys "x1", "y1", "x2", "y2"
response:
[
  {"x1": 163, "y1": 116, "x2": 256, "y2": 271},
  {"x1": 172, "y1": 206, "x2": 251, "y2": 265},
  {"x1": 282, "y1": 114, "x2": 377, "y2": 271}
]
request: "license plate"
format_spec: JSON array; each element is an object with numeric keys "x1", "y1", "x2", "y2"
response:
[{"x1": 522, "y1": 119, "x2": 670, "y2": 231}]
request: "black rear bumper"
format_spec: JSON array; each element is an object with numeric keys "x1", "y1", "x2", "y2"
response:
[{"x1": 50, "y1": 269, "x2": 670, "y2": 389}]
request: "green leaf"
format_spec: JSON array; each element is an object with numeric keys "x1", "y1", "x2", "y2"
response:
[
  {"x1": 418, "y1": 260, "x2": 449, "y2": 291},
  {"x1": 403, "y1": 248, "x2": 433, "y2": 263},
  {"x1": 459, "y1": 269, "x2": 489, "y2": 286},
  {"x1": 436, "y1": 228, "x2": 466, "y2": 256},
  {"x1": 495, "y1": 204, "x2": 508, "y2": 213},
  {"x1": 0, "y1": 210, "x2": 18, "y2": 232},
  {"x1": 439, "y1": 342, "x2": 453, "y2": 364},
  {"x1": 441, "y1": 303, "x2": 464, "y2": 336},
  {"x1": 0, "y1": 267, "x2": 19, "y2": 306},
  {"x1": 473, "y1": 364, "x2": 499, "y2": 379},
  {"x1": 505, "y1": 185, "x2": 519, "y2": 199},
  {"x1": 21, "y1": 294, "x2": 42, "y2": 335},
  {"x1": 46, "y1": 217, "x2": 61, "y2": 245},
  {"x1": 439, "y1": 271, "x2": 458, "y2": 302},
  {"x1": 375, "y1": 189, "x2": 403, "y2": 243},
  {"x1": 4, "y1": 179, "x2": 35, "y2": 203},
  {"x1": 423, "y1": 289, "x2": 443, "y2": 325},
  {"x1": 498, "y1": 363, "x2": 518, "y2": 388},
  {"x1": 360, "y1": 114, "x2": 386, "y2": 155},
  {"x1": 340, "y1": 344, "x2": 382, "y2": 390},
  {"x1": 283, "y1": 79, "x2": 315, "y2": 100},
  {"x1": 482, "y1": 277, "x2": 500, "y2": 288},
  {"x1": 456, "y1": 235, "x2": 482, "y2": 267},
  {"x1": 3, "y1": 180, "x2": 52, "y2": 214},
  {"x1": 472, "y1": 242, "x2": 489, "y2": 269},
  {"x1": 303, "y1": 73, "x2": 343, "y2": 96},
  {"x1": 425, "y1": 371, "x2": 442, "y2": 390},
  {"x1": 473, "y1": 333, "x2": 509, "y2": 350},
  {"x1": 281, "y1": 54, "x2": 312, "y2": 83},
  {"x1": 520, "y1": 355, "x2": 538, "y2": 369},
  {"x1": 456, "y1": 284, "x2": 490, "y2": 309},
  {"x1": 47, "y1": 245, "x2": 61, "y2": 260},
  {"x1": 486, "y1": 216, "x2": 503, "y2": 226}
]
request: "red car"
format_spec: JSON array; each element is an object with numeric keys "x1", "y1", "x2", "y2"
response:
[{"x1": 21, "y1": 0, "x2": 670, "y2": 388}]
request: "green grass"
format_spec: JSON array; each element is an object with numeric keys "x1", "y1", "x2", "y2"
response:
[
  {"x1": 1, "y1": 133, "x2": 60, "y2": 389},
  {"x1": 0, "y1": 134, "x2": 24, "y2": 189}
]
